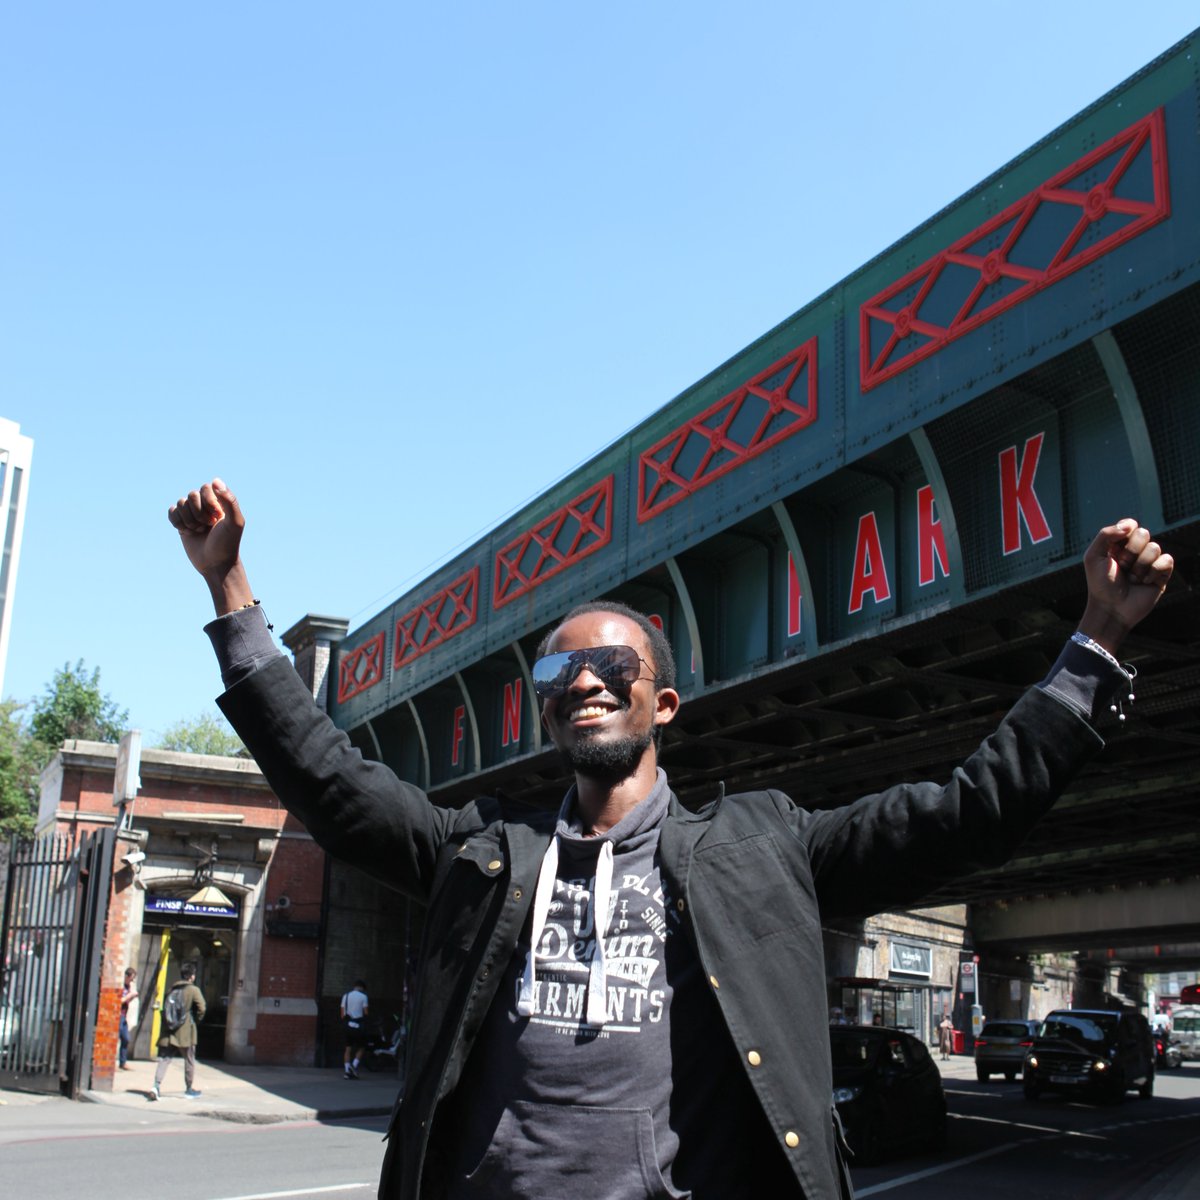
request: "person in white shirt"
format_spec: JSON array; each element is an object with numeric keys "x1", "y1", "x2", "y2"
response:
[{"x1": 341, "y1": 980, "x2": 370, "y2": 1079}]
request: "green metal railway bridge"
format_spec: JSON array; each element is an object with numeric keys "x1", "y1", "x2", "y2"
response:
[{"x1": 312, "y1": 31, "x2": 1200, "y2": 979}]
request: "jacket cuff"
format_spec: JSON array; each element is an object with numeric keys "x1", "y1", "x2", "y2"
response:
[
  {"x1": 204, "y1": 605, "x2": 283, "y2": 688},
  {"x1": 1038, "y1": 637, "x2": 1130, "y2": 725}
]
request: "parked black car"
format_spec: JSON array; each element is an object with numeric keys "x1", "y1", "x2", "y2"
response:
[
  {"x1": 1023, "y1": 1009, "x2": 1154, "y2": 1103},
  {"x1": 974, "y1": 1019, "x2": 1039, "y2": 1082},
  {"x1": 830, "y1": 1026, "x2": 947, "y2": 1164}
]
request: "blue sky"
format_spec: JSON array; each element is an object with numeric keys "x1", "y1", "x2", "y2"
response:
[{"x1": 3, "y1": 3, "x2": 1197, "y2": 741}]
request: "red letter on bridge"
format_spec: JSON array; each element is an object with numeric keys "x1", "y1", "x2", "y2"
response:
[
  {"x1": 787, "y1": 553, "x2": 802, "y2": 637},
  {"x1": 502, "y1": 679, "x2": 522, "y2": 747},
  {"x1": 917, "y1": 486, "x2": 949, "y2": 586},
  {"x1": 999, "y1": 432, "x2": 1052, "y2": 555},
  {"x1": 451, "y1": 705, "x2": 465, "y2": 766},
  {"x1": 848, "y1": 511, "x2": 891, "y2": 614}
]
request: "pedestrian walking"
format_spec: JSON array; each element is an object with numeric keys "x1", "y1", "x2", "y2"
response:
[
  {"x1": 341, "y1": 979, "x2": 369, "y2": 1079},
  {"x1": 151, "y1": 961, "x2": 206, "y2": 1100}
]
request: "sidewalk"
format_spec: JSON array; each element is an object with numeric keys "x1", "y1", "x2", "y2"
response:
[
  {"x1": 938, "y1": 1051, "x2": 986, "y2": 1083},
  {"x1": 76, "y1": 1056, "x2": 400, "y2": 1124},
  {"x1": 4, "y1": 1049, "x2": 976, "y2": 1124}
]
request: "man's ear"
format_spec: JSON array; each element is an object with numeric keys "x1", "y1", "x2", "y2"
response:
[{"x1": 654, "y1": 687, "x2": 681, "y2": 728}]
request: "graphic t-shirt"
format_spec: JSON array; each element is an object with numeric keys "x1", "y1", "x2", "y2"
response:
[{"x1": 449, "y1": 773, "x2": 777, "y2": 1200}]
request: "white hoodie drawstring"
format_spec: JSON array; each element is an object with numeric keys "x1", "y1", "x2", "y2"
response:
[
  {"x1": 517, "y1": 836, "x2": 560, "y2": 1018},
  {"x1": 517, "y1": 835, "x2": 615, "y2": 1027},
  {"x1": 586, "y1": 840, "x2": 614, "y2": 1027}
]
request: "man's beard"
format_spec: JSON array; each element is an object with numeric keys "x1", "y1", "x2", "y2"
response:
[{"x1": 558, "y1": 724, "x2": 655, "y2": 782}]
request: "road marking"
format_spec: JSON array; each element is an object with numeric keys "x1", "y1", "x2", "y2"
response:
[
  {"x1": 1062, "y1": 1149, "x2": 1130, "y2": 1162},
  {"x1": 950, "y1": 1112, "x2": 1082, "y2": 1135},
  {"x1": 856, "y1": 1140, "x2": 1036, "y2": 1196},
  {"x1": 208, "y1": 1186, "x2": 373, "y2": 1200},
  {"x1": 856, "y1": 1108, "x2": 1200, "y2": 1194}
]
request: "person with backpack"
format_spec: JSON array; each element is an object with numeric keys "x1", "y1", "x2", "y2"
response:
[{"x1": 151, "y1": 961, "x2": 206, "y2": 1100}]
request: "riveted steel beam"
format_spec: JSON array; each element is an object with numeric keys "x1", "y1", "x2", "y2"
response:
[
  {"x1": 1093, "y1": 329, "x2": 1165, "y2": 531},
  {"x1": 363, "y1": 719, "x2": 383, "y2": 762},
  {"x1": 510, "y1": 639, "x2": 542, "y2": 755},
  {"x1": 405, "y1": 698, "x2": 431, "y2": 792},
  {"x1": 453, "y1": 671, "x2": 482, "y2": 776},
  {"x1": 665, "y1": 555, "x2": 704, "y2": 694},
  {"x1": 908, "y1": 428, "x2": 966, "y2": 606},
  {"x1": 771, "y1": 500, "x2": 818, "y2": 656}
]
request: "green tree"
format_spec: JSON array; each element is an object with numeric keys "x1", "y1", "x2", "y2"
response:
[
  {"x1": 0, "y1": 700, "x2": 40, "y2": 837},
  {"x1": 30, "y1": 660, "x2": 128, "y2": 749},
  {"x1": 0, "y1": 662, "x2": 128, "y2": 839},
  {"x1": 155, "y1": 710, "x2": 246, "y2": 757}
]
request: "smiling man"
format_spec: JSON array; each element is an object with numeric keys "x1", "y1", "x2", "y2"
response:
[{"x1": 170, "y1": 478, "x2": 1171, "y2": 1200}]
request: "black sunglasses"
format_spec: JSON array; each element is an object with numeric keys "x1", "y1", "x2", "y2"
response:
[{"x1": 531, "y1": 644, "x2": 659, "y2": 700}]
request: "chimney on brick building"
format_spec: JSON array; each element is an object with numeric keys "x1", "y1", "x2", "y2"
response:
[{"x1": 281, "y1": 614, "x2": 350, "y2": 710}]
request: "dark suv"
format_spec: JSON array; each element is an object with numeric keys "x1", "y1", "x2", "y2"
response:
[{"x1": 1023, "y1": 1009, "x2": 1154, "y2": 1103}]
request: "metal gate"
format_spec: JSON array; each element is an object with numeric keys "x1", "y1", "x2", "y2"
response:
[{"x1": 0, "y1": 828, "x2": 113, "y2": 1095}]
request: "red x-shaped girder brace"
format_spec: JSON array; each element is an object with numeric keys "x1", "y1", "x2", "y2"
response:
[
  {"x1": 394, "y1": 567, "x2": 480, "y2": 669},
  {"x1": 493, "y1": 477, "x2": 614, "y2": 607},
  {"x1": 638, "y1": 339, "x2": 818, "y2": 521},
  {"x1": 860, "y1": 110, "x2": 1169, "y2": 391},
  {"x1": 337, "y1": 632, "x2": 386, "y2": 704}
]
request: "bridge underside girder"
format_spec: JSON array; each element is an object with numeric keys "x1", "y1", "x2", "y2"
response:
[
  {"x1": 433, "y1": 527, "x2": 1200, "y2": 939},
  {"x1": 971, "y1": 878, "x2": 1200, "y2": 958}
]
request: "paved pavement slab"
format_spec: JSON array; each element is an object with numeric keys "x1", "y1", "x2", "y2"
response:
[
  {"x1": 3, "y1": 1046, "x2": 980, "y2": 1124},
  {"x1": 3, "y1": 1055, "x2": 400, "y2": 1124}
]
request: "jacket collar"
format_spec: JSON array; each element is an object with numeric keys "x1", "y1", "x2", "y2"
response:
[
  {"x1": 666, "y1": 779, "x2": 725, "y2": 822},
  {"x1": 659, "y1": 781, "x2": 725, "y2": 901}
]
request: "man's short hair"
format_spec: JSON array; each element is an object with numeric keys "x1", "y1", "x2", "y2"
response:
[
  {"x1": 181, "y1": 962, "x2": 197, "y2": 981},
  {"x1": 536, "y1": 600, "x2": 677, "y2": 691}
]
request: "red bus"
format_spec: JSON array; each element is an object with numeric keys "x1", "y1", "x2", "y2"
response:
[{"x1": 1181, "y1": 984, "x2": 1200, "y2": 1006}]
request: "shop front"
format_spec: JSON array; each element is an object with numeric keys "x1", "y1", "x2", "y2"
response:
[
  {"x1": 137, "y1": 891, "x2": 240, "y2": 1061},
  {"x1": 834, "y1": 940, "x2": 953, "y2": 1045}
]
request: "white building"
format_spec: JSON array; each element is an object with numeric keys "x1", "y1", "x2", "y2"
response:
[{"x1": 0, "y1": 418, "x2": 33, "y2": 694}]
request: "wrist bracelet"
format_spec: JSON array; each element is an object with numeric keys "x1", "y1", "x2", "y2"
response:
[{"x1": 237, "y1": 598, "x2": 274, "y2": 632}]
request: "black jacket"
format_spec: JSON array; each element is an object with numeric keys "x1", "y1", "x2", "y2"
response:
[{"x1": 220, "y1": 656, "x2": 1104, "y2": 1200}]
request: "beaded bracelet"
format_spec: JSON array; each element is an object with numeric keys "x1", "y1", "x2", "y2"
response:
[{"x1": 237, "y1": 598, "x2": 274, "y2": 632}]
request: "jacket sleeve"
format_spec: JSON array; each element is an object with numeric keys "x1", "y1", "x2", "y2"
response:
[
  {"x1": 217, "y1": 655, "x2": 478, "y2": 902},
  {"x1": 795, "y1": 684, "x2": 1105, "y2": 918}
]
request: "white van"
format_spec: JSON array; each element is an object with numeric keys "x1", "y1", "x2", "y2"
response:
[{"x1": 1170, "y1": 1006, "x2": 1200, "y2": 1061}]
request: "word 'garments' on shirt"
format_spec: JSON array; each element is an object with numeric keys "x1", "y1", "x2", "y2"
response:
[{"x1": 519, "y1": 869, "x2": 676, "y2": 1034}]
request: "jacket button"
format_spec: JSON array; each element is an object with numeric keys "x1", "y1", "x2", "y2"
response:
[
  {"x1": 709, "y1": 975, "x2": 719, "y2": 990},
  {"x1": 785, "y1": 1131, "x2": 799, "y2": 1149},
  {"x1": 513, "y1": 888, "x2": 523, "y2": 900},
  {"x1": 488, "y1": 859, "x2": 502, "y2": 871},
  {"x1": 747, "y1": 1050, "x2": 762, "y2": 1067}
]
